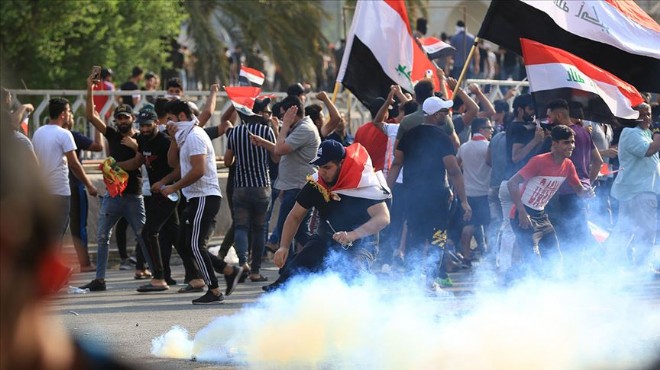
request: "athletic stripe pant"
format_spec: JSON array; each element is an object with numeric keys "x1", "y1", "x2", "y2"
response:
[{"x1": 182, "y1": 195, "x2": 222, "y2": 289}]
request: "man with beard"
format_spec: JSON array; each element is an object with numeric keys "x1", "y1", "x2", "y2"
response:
[
  {"x1": 264, "y1": 140, "x2": 391, "y2": 292},
  {"x1": 161, "y1": 99, "x2": 241, "y2": 305},
  {"x1": 80, "y1": 74, "x2": 149, "y2": 292},
  {"x1": 497, "y1": 94, "x2": 545, "y2": 277},
  {"x1": 388, "y1": 96, "x2": 472, "y2": 291},
  {"x1": 119, "y1": 108, "x2": 180, "y2": 292}
]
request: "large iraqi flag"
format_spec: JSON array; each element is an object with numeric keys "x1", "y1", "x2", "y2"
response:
[
  {"x1": 521, "y1": 38, "x2": 644, "y2": 120},
  {"x1": 477, "y1": 0, "x2": 660, "y2": 92},
  {"x1": 336, "y1": 0, "x2": 440, "y2": 112}
]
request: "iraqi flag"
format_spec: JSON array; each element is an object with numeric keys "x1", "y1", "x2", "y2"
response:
[
  {"x1": 521, "y1": 38, "x2": 644, "y2": 120},
  {"x1": 336, "y1": 0, "x2": 440, "y2": 113},
  {"x1": 224, "y1": 85, "x2": 264, "y2": 126},
  {"x1": 311, "y1": 143, "x2": 391, "y2": 201},
  {"x1": 478, "y1": 0, "x2": 660, "y2": 92},
  {"x1": 238, "y1": 66, "x2": 265, "y2": 87},
  {"x1": 418, "y1": 37, "x2": 455, "y2": 60}
]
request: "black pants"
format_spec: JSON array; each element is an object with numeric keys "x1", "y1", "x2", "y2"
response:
[
  {"x1": 511, "y1": 208, "x2": 562, "y2": 278},
  {"x1": 142, "y1": 194, "x2": 179, "y2": 280},
  {"x1": 276, "y1": 235, "x2": 375, "y2": 285},
  {"x1": 115, "y1": 217, "x2": 146, "y2": 268},
  {"x1": 183, "y1": 196, "x2": 221, "y2": 289},
  {"x1": 173, "y1": 194, "x2": 201, "y2": 282}
]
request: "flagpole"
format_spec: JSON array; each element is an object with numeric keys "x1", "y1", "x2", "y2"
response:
[
  {"x1": 453, "y1": 36, "x2": 480, "y2": 97},
  {"x1": 331, "y1": 81, "x2": 342, "y2": 104}
]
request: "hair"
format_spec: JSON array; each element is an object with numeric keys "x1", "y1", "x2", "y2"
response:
[
  {"x1": 154, "y1": 97, "x2": 170, "y2": 119},
  {"x1": 131, "y1": 66, "x2": 143, "y2": 78},
  {"x1": 101, "y1": 67, "x2": 112, "y2": 79},
  {"x1": 416, "y1": 17, "x2": 427, "y2": 35},
  {"x1": 165, "y1": 99, "x2": 192, "y2": 119},
  {"x1": 279, "y1": 96, "x2": 303, "y2": 118},
  {"x1": 402, "y1": 100, "x2": 419, "y2": 116},
  {"x1": 457, "y1": 20, "x2": 465, "y2": 28},
  {"x1": 494, "y1": 99, "x2": 510, "y2": 113},
  {"x1": 145, "y1": 71, "x2": 156, "y2": 80},
  {"x1": 166, "y1": 77, "x2": 183, "y2": 90},
  {"x1": 568, "y1": 101, "x2": 584, "y2": 120},
  {"x1": 512, "y1": 94, "x2": 533, "y2": 112},
  {"x1": 414, "y1": 79, "x2": 435, "y2": 104},
  {"x1": 551, "y1": 124, "x2": 574, "y2": 141},
  {"x1": 48, "y1": 97, "x2": 69, "y2": 119},
  {"x1": 471, "y1": 118, "x2": 489, "y2": 134},
  {"x1": 453, "y1": 96, "x2": 464, "y2": 111},
  {"x1": 271, "y1": 102, "x2": 283, "y2": 120},
  {"x1": 546, "y1": 99, "x2": 569, "y2": 113},
  {"x1": 635, "y1": 102, "x2": 651, "y2": 111},
  {"x1": 305, "y1": 104, "x2": 323, "y2": 123}
]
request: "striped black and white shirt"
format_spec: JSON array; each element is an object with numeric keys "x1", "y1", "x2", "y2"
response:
[{"x1": 227, "y1": 122, "x2": 276, "y2": 188}]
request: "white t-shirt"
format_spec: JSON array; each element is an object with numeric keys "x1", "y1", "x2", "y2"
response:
[
  {"x1": 179, "y1": 126, "x2": 221, "y2": 199},
  {"x1": 32, "y1": 124, "x2": 77, "y2": 196},
  {"x1": 456, "y1": 135, "x2": 491, "y2": 197}
]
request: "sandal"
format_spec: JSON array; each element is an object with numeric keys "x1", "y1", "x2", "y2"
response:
[
  {"x1": 134, "y1": 269, "x2": 152, "y2": 280},
  {"x1": 137, "y1": 284, "x2": 169, "y2": 292},
  {"x1": 249, "y1": 275, "x2": 268, "y2": 282},
  {"x1": 177, "y1": 284, "x2": 204, "y2": 293}
]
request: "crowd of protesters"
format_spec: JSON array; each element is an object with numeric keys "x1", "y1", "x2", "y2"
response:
[{"x1": 2, "y1": 39, "x2": 660, "y2": 301}]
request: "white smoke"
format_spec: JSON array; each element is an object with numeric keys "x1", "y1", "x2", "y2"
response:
[{"x1": 152, "y1": 269, "x2": 659, "y2": 369}]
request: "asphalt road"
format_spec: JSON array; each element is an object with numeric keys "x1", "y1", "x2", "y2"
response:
[{"x1": 51, "y1": 258, "x2": 660, "y2": 370}]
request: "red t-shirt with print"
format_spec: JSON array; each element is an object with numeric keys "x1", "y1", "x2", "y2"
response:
[{"x1": 510, "y1": 153, "x2": 581, "y2": 218}]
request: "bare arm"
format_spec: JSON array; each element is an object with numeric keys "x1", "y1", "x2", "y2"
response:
[
  {"x1": 11, "y1": 103, "x2": 33, "y2": 128},
  {"x1": 88, "y1": 129, "x2": 104, "y2": 152},
  {"x1": 317, "y1": 91, "x2": 341, "y2": 137},
  {"x1": 162, "y1": 154, "x2": 206, "y2": 194},
  {"x1": 373, "y1": 88, "x2": 396, "y2": 132},
  {"x1": 273, "y1": 202, "x2": 308, "y2": 267},
  {"x1": 85, "y1": 75, "x2": 108, "y2": 135},
  {"x1": 468, "y1": 83, "x2": 496, "y2": 119},
  {"x1": 223, "y1": 148, "x2": 234, "y2": 168},
  {"x1": 220, "y1": 102, "x2": 238, "y2": 128},
  {"x1": 445, "y1": 155, "x2": 472, "y2": 221},
  {"x1": 507, "y1": 173, "x2": 530, "y2": 229},
  {"x1": 65, "y1": 151, "x2": 98, "y2": 196},
  {"x1": 250, "y1": 134, "x2": 280, "y2": 163},
  {"x1": 588, "y1": 147, "x2": 603, "y2": 184},
  {"x1": 151, "y1": 167, "x2": 181, "y2": 194},
  {"x1": 340, "y1": 202, "x2": 390, "y2": 244},
  {"x1": 274, "y1": 106, "x2": 297, "y2": 156},
  {"x1": 386, "y1": 148, "x2": 403, "y2": 190},
  {"x1": 198, "y1": 84, "x2": 219, "y2": 127}
]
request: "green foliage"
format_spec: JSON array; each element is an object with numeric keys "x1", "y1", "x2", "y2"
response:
[{"x1": 0, "y1": 0, "x2": 186, "y2": 89}]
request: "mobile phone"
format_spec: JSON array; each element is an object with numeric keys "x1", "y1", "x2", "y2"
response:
[{"x1": 91, "y1": 66, "x2": 102, "y2": 83}]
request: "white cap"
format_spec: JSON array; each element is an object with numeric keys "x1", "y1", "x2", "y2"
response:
[{"x1": 422, "y1": 96, "x2": 453, "y2": 116}]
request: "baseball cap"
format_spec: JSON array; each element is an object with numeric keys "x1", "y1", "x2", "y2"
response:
[
  {"x1": 252, "y1": 97, "x2": 272, "y2": 114},
  {"x1": 136, "y1": 109, "x2": 157, "y2": 125},
  {"x1": 422, "y1": 96, "x2": 453, "y2": 116},
  {"x1": 310, "y1": 140, "x2": 346, "y2": 166},
  {"x1": 114, "y1": 104, "x2": 133, "y2": 118}
]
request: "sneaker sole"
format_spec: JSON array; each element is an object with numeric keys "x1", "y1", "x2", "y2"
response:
[{"x1": 192, "y1": 300, "x2": 224, "y2": 305}]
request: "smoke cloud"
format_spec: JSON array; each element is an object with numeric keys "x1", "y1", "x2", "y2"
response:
[{"x1": 152, "y1": 267, "x2": 659, "y2": 369}]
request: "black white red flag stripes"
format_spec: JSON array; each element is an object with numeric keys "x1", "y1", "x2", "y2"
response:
[
  {"x1": 521, "y1": 38, "x2": 644, "y2": 119},
  {"x1": 478, "y1": 0, "x2": 660, "y2": 92},
  {"x1": 418, "y1": 37, "x2": 455, "y2": 60},
  {"x1": 238, "y1": 66, "x2": 265, "y2": 87},
  {"x1": 336, "y1": 0, "x2": 440, "y2": 111},
  {"x1": 224, "y1": 86, "x2": 261, "y2": 117}
]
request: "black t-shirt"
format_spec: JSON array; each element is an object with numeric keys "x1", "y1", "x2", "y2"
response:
[
  {"x1": 504, "y1": 121, "x2": 537, "y2": 179},
  {"x1": 397, "y1": 124, "x2": 455, "y2": 191},
  {"x1": 138, "y1": 131, "x2": 174, "y2": 186},
  {"x1": 296, "y1": 181, "x2": 383, "y2": 245},
  {"x1": 105, "y1": 126, "x2": 142, "y2": 195},
  {"x1": 119, "y1": 81, "x2": 139, "y2": 107}
]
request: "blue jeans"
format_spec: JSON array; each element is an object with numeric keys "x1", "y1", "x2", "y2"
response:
[
  {"x1": 95, "y1": 194, "x2": 147, "y2": 279},
  {"x1": 233, "y1": 187, "x2": 271, "y2": 273},
  {"x1": 273, "y1": 188, "x2": 311, "y2": 251}
]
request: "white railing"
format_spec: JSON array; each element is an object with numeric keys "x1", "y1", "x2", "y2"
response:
[{"x1": 8, "y1": 79, "x2": 528, "y2": 158}]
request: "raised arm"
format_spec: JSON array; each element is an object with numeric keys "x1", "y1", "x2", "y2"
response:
[
  {"x1": 317, "y1": 91, "x2": 341, "y2": 137},
  {"x1": 198, "y1": 84, "x2": 219, "y2": 127},
  {"x1": 468, "y1": 83, "x2": 496, "y2": 119},
  {"x1": 85, "y1": 74, "x2": 107, "y2": 135}
]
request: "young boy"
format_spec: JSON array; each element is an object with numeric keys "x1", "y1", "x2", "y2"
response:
[{"x1": 507, "y1": 125, "x2": 594, "y2": 278}]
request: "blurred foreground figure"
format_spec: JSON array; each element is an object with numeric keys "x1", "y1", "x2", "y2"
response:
[{"x1": 0, "y1": 105, "x2": 135, "y2": 370}]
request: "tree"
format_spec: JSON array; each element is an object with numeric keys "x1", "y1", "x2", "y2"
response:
[
  {"x1": 0, "y1": 0, "x2": 186, "y2": 89},
  {"x1": 182, "y1": 0, "x2": 328, "y2": 90}
]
